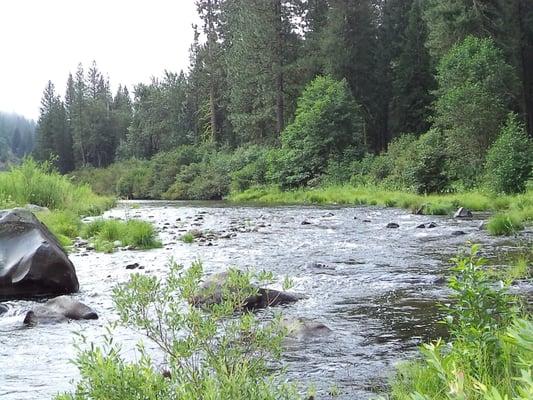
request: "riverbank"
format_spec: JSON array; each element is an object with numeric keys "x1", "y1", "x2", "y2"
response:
[
  {"x1": 0, "y1": 159, "x2": 115, "y2": 246},
  {"x1": 230, "y1": 185, "x2": 533, "y2": 235}
]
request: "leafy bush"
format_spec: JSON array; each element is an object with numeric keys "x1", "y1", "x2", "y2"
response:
[
  {"x1": 275, "y1": 76, "x2": 366, "y2": 188},
  {"x1": 484, "y1": 113, "x2": 532, "y2": 194},
  {"x1": 55, "y1": 261, "x2": 300, "y2": 400}
]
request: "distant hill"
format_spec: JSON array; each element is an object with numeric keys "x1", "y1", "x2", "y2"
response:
[{"x1": 0, "y1": 112, "x2": 35, "y2": 169}]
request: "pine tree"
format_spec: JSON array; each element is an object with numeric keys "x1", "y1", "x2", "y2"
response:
[
  {"x1": 320, "y1": 0, "x2": 382, "y2": 151},
  {"x1": 34, "y1": 81, "x2": 74, "y2": 172},
  {"x1": 389, "y1": 0, "x2": 435, "y2": 136}
]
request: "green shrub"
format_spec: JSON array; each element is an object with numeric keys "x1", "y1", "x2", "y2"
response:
[
  {"x1": 433, "y1": 36, "x2": 518, "y2": 188},
  {"x1": 484, "y1": 113, "x2": 532, "y2": 194},
  {"x1": 275, "y1": 76, "x2": 366, "y2": 188},
  {"x1": 55, "y1": 261, "x2": 300, "y2": 400}
]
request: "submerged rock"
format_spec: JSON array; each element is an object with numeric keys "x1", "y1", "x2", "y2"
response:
[
  {"x1": 451, "y1": 230, "x2": 466, "y2": 236},
  {"x1": 0, "y1": 208, "x2": 79, "y2": 299},
  {"x1": 386, "y1": 222, "x2": 400, "y2": 229},
  {"x1": 282, "y1": 317, "x2": 332, "y2": 340},
  {"x1": 23, "y1": 295, "x2": 98, "y2": 325},
  {"x1": 191, "y1": 271, "x2": 300, "y2": 310}
]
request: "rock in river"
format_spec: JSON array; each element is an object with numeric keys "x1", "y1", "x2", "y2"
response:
[
  {"x1": 23, "y1": 295, "x2": 98, "y2": 325},
  {"x1": 454, "y1": 207, "x2": 473, "y2": 218},
  {"x1": 0, "y1": 208, "x2": 79, "y2": 299},
  {"x1": 191, "y1": 271, "x2": 301, "y2": 309}
]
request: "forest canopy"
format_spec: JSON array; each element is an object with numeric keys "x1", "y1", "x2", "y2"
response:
[{"x1": 31, "y1": 0, "x2": 532, "y2": 195}]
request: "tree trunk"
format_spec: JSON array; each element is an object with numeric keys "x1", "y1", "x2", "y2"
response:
[
  {"x1": 274, "y1": 0, "x2": 284, "y2": 135},
  {"x1": 519, "y1": 0, "x2": 533, "y2": 137}
]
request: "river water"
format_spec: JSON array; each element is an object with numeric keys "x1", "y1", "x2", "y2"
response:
[{"x1": 0, "y1": 201, "x2": 530, "y2": 399}]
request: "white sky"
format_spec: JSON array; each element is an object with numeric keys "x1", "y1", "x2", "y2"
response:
[{"x1": 0, "y1": 0, "x2": 199, "y2": 120}]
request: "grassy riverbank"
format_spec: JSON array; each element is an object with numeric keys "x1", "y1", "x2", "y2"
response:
[
  {"x1": 230, "y1": 185, "x2": 533, "y2": 235},
  {"x1": 0, "y1": 159, "x2": 117, "y2": 247}
]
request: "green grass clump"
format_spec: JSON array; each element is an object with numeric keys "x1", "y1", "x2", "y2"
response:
[
  {"x1": 36, "y1": 210, "x2": 82, "y2": 248},
  {"x1": 180, "y1": 232, "x2": 195, "y2": 243},
  {"x1": 81, "y1": 218, "x2": 162, "y2": 252},
  {"x1": 487, "y1": 213, "x2": 525, "y2": 235}
]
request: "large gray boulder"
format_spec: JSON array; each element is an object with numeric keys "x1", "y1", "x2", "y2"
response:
[
  {"x1": 0, "y1": 209, "x2": 79, "y2": 299},
  {"x1": 191, "y1": 271, "x2": 301, "y2": 310}
]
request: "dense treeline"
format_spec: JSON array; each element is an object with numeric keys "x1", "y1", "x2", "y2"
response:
[
  {"x1": 0, "y1": 112, "x2": 35, "y2": 167},
  {"x1": 35, "y1": 0, "x2": 533, "y2": 195}
]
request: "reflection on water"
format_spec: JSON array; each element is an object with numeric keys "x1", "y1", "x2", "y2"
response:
[{"x1": 0, "y1": 200, "x2": 529, "y2": 399}]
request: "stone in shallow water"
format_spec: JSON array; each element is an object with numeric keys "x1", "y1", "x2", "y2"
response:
[
  {"x1": 23, "y1": 295, "x2": 98, "y2": 325},
  {"x1": 0, "y1": 208, "x2": 79, "y2": 299}
]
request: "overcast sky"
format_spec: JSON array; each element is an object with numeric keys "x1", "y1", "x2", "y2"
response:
[{"x1": 0, "y1": 0, "x2": 198, "y2": 120}]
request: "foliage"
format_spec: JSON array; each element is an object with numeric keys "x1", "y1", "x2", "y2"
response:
[
  {"x1": 484, "y1": 113, "x2": 532, "y2": 194},
  {"x1": 55, "y1": 261, "x2": 300, "y2": 400},
  {"x1": 388, "y1": 246, "x2": 531, "y2": 400},
  {"x1": 487, "y1": 213, "x2": 525, "y2": 236},
  {"x1": 275, "y1": 76, "x2": 365, "y2": 188},
  {"x1": 0, "y1": 158, "x2": 114, "y2": 215},
  {"x1": 433, "y1": 36, "x2": 518, "y2": 188},
  {"x1": 81, "y1": 218, "x2": 161, "y2": 252}
]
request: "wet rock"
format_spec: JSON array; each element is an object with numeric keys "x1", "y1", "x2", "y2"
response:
[
  {"x1": 0, "y1": 303, "x2": 7, "y2": 315},
  {"x1": 113, "y1": 240, "x2": 122, "y2": 248},
  {"x1": 454, "y1": 207, "x2": 473, "y2": 218},
  {"x1": 478, "y1": 221, "x2": 486, "y2": 230},
  {"x1": 417, "y1": 222, "x2": 437, "y2": 229},
  {"x1": 386, "y1": 222, "x2": 400, "y2": 229},
  {"x1": 0, "y1": 208, "x2": 79, "y2": 298},
  {"x1": 306, "y1": 261, "x2": 335, "y2": 270},
  {"x1": 191, "y1": 271, "x2": 301, "y2": 310},
  {"x1": 433, "y1": 276, "x2": 447, "y2": 285},
  {"x1": 301, "y1": 220, "x2": 312, "y2": 225},
  {"x1": 323, "y1": 212, "x2": 335, "y2": 218},
  {"x1": 24, "y1": 295, "x2": 98, "y2": 325},
  {"x1": 125, "y1": 262, "x2": 140, "y2": 270},
  {"x1": 451, "y1": 230, "x2": 466, "y2": 236},
  {"x1": 363, "y1": 219, "x2": 371, "y2": 223}
]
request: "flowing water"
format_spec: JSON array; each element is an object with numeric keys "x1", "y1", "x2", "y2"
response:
[{"x1": 0, "y1": 201, "x2": 530, "y2": 399}]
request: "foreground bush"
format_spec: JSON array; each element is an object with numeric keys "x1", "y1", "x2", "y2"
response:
[
  {"x1": 55, "y1": 261, "x2": 300, "y2": 400},
  {"x1": 387, "y1": 246, "x2": 532, "y2": 400},
  {"x1": 81, "y1": 219, "x2": 162, "y2": 253}
]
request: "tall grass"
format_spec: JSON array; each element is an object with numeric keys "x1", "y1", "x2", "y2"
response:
[
  {"x1": 81, "y1": 219, "x2": 162, "y2": 253},
  {"x1": 0, "y1": 159, "x2": 115, "y2": 215},
  {"x1": 0, "y1": 159, "x2": 116, "y2": 246}
]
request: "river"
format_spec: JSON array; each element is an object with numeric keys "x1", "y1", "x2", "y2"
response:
[{"x1": 0, "y1": 201, "x2": 530, "y2": 399}]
